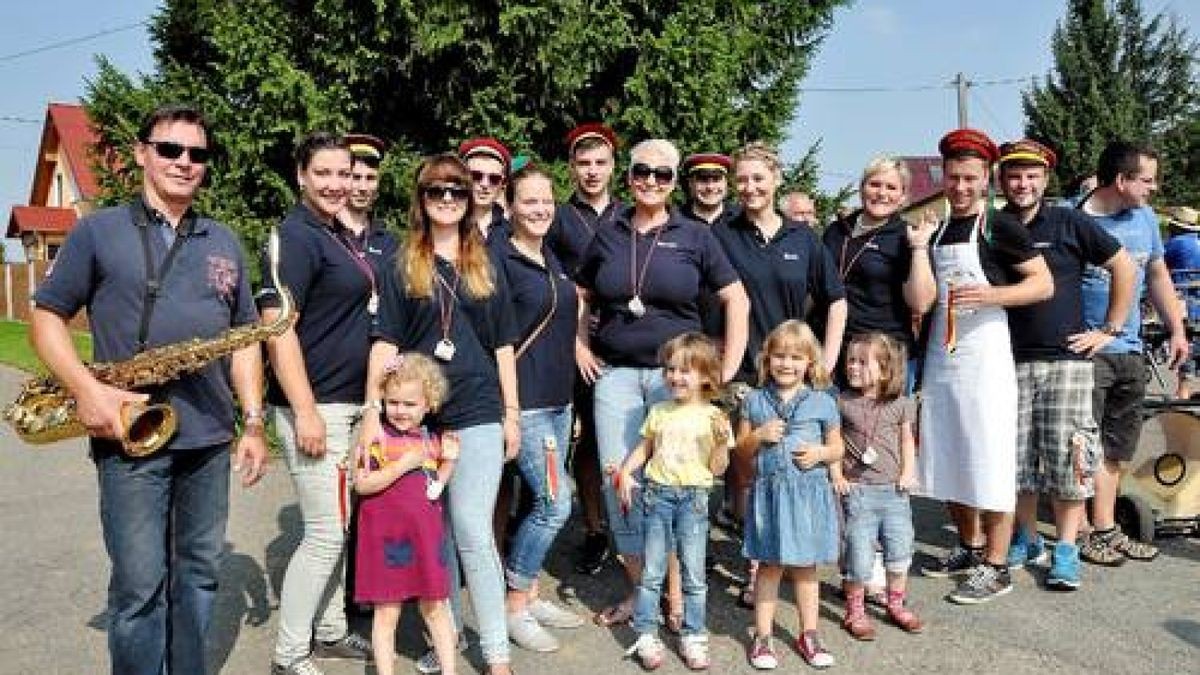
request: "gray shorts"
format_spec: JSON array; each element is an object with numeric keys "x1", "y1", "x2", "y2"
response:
[
  {"x1": 1015, "y1": 360, "x2": 1099, "y2": 499},
  {"x1": 1091, "y1": 353, "x2": 1147, "y2": 463}
]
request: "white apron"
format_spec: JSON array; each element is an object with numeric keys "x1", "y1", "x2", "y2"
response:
[{"x1": 918, "y1": 215, "x2": 1018, "y2": 512}]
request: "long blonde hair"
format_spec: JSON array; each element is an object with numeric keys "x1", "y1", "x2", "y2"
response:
[
  {"x1": 756, "y1": 320, "x2": 831, "y2": 389},
  {"x1": 402, "y1": 154, "x2": 496, "y2": 299}
]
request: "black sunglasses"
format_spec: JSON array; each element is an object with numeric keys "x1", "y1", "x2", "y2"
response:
[
  {"x1": 147, "y1": 140, "x2": 211, "y2": 164},
  {"x1": 421, "y1": 184, "x2": 471, "y2": 202},
  {"x1": 630, "y1": 163, "x2": 675, "y2": 183},
  {"x1": 470, "y1": 170, "x2": 505, "y2": 187},
  {"x1": 689, "y1": 169, "x2": 727, "y2": 183}
]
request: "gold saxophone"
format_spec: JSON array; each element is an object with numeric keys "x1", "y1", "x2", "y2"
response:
[{"x1": 4, "y1": 228, "x2": 294, "y2": 456}]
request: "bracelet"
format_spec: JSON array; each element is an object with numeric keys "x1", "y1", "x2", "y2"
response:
[{"x1": 242, "y1": 408, "x2": 265, "y2": 426}]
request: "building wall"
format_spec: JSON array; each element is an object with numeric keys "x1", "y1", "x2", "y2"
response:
[{"x1": 1, "y1": 261, "x2": 88, "y2": 329}]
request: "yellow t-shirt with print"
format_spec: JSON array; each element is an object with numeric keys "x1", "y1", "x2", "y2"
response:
[{"x1": 641, "y1": 400, "x2": 734, "y2": 488}]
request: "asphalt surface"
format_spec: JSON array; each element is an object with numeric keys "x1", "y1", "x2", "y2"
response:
[{"x1": 0, "y1": 364, "x2": 1197, "y2": 675}]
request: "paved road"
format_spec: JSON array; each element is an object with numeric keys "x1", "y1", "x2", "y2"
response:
[{"x1": 0, "y1": 365, "x2": 1196, "y2": 675}]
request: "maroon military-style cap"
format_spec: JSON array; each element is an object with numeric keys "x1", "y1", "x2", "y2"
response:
[
  {"x1": 938, "y1": 128, "x2": 1000, "y2": 164},
  {"x1": 682, "y1": 153, "x2": 732, "y2": 175},
  {"x1": 458, "y1": 137, "x2": 512, "y2": 172},
  {"x1": 566, "y1": 123, "x2": 618, "y2": 154},
  {"x1": 998, "y1": 139, "x2": 1057, "y2": 170}
]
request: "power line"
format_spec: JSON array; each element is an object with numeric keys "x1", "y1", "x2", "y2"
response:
[
  {"x1": 800, "y1": 74, "x2": 1035, "y2": 94},
  {"x1": 0, "y1": 21, "x2": 147, "y2": 65},
  {"x1": 0, "y1": 115, "x2": 41, "y2": 125}
]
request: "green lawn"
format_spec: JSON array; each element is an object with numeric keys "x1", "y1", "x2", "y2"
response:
[{"x1": 0, "y1": 320, "x2": 92, "y2": 373}]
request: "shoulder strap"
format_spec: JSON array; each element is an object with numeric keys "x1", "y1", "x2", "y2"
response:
[
  {"x1": 515, "y1": 265, "x2": 559, "y2": 359},
  {"x1": 131, "y1": 199, "x2": 193, "y2": 352}
]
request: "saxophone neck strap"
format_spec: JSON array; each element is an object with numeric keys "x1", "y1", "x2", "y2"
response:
[{"x1": 131, "y1": 196, "x2": 197, "y2": 353}]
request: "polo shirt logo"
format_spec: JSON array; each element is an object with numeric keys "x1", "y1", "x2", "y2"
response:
[
  {"x1": 656, "y1": 241, "x2": 678, "y2": 248},
  {"x1": 207, "y1": 255, "x2": 238, "y2": 300},
  {"x1": 782, "y1": 253, "x2": 800, "y2": 260},
  {"x1": 367, "y1": 246, "x2": 383, "y2": 254},
  {"x1": 1034, "y1": 242, "x2": 1052, "y2": 249}
]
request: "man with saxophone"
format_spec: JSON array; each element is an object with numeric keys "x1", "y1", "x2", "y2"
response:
[{"x1": 28, "y1": 104, "x2": 268, "y2": 675}]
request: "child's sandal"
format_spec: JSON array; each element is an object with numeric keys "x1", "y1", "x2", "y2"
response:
[
  {"x1": 886, "y1": 603, "x2": 924, "y2": 633},
  {"x1": 594, "y1": 600, "x2": 634, "y2": 627}
]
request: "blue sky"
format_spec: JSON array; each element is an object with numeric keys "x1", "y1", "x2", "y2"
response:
[{"x1": 1, "y1": 0, "x2": 1197, "y2": 217}]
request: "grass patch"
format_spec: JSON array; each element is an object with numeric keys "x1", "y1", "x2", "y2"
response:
[{"x1": 0, "y1": 320, "x2": 92, "y2": 373}]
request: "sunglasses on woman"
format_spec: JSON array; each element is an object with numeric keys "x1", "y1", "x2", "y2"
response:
[
  {"x1": 421, "y1": 184, "x2": 472, "y2": 202},
  {"x1": 470, "y1": 170, "x2": 505, "y2": 187},
  {"x1": 147, "y1": 140, "x2": 211, "y2": 164},
  {"x1": 630, "y1": 163, "x2": 675, "y2": 183}
]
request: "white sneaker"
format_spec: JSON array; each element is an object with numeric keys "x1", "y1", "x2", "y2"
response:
[
  {"x1": 507, "y1": 611, "x2": 561, "y2": 652},
  {"x1": 528, "y1": 599, "x2": 585, "y2": 629},
  {"x1": 625, "y1": 633, "x2": 666, "y2": 670},
  {"x1": 680, "y1": 634, "x2": 710, "y2": 670}
]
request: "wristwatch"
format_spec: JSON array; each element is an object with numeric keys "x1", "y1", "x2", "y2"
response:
[{"x1": 1101, "y1": 322, "x2": 1123, "y2": 336}]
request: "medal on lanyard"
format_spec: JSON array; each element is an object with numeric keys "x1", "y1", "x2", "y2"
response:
[
  {"x1": 434, "y1": 269, "x2": 457, "y2": 362},
  {"x1": 367, "y1": 292, "x2": 379, "y2": 315},
  {"x1": 628, "y1": 220, "x2": 666, "y2": 319},
  {"x1": 326, "y1": 226, "x2": 379, "y2": 315}
]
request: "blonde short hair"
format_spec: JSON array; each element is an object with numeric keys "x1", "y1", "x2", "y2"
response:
[
  {"x1": 659, "y1": 332, "x2": 723, "y2": 399},
  {"x1": 380, "y1": 352, "x2": 450, "y2": 412},
  {"x1": 756, "y1": 320, "x2": 831, "y2": 389},
  {"x1": 860, "y1": 156, "x2": 911, "y2": 193},
  {"x1": 629, "y1": 139, "x2": 681, "y2": 172},
  {"x1": 733, "y1": 141, "x2": 783, "y2": 180}
]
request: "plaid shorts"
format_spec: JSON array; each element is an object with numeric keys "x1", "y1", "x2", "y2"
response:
[{"x1": 1015, "y1": 360, "x2": 1099, "y2": 499}]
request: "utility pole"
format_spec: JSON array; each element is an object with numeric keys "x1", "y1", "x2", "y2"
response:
[{"x1": 952, "y1": 72, "x2": 970, "y2": 128}]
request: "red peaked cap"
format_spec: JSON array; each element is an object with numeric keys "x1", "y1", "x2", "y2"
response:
[
  {"x1": 998, "y1": 139, "x2": 1057, "y2": 170},
  {"x1": 938, "y1": 128, "x2": 1000, "y2": 164},
  {"x1": 682, "y1": 153, "x2": 732, "y2": 174},
  {"x1": 458, "y1": 137, "x2": 512, "y2": 173},
  {"x1": 566, "y1": 123, "x2": 618, "y2": 154}
]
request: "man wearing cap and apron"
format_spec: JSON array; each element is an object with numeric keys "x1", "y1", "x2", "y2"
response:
[{"x1": 916, "y1": 129, "x2": 1052, "y2": 605}]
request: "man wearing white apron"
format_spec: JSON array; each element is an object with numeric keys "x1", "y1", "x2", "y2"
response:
[{"x1": 916, "y1": 129, "x2": 1053, "y2": 604}]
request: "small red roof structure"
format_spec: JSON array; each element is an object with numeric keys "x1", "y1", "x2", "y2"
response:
[{"x1": 6, "y1": 102, "x2": 103, "y2": 260}]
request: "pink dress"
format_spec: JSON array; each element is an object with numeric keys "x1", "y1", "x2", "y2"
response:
[{"x1": 354, "y1": 427, "x2": 449, "y2": 602}]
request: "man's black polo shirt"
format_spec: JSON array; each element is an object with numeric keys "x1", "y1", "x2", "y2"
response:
[
  {"x1": 33, "y1": 199, "x2": 258, "y2": 450},
  {"x1": 262, "y1": 203, "x2": 399, "y2": 406},
  {"x1": 548, "y1": 192, "x2": 622, "y2": 279},
  {"x1": 495, "y1": 237, "x2": 579, "y2": 409},
  {"x1": 1004, "y1": 204, "x2": 1121, "y2": 362},
  {"x1": 577, "y1": 207, "x2": 739, "y2": 368},
  {"x1": 821, "y1": 212, "x2": 916, "y2": 351},
  {"x1": 713, "y1": 211, "x2": 846, "y2": 380}
]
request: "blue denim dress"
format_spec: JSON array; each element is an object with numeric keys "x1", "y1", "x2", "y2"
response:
[{"x1": 741, "y1": 386, "x2": 840, "y2": 566}]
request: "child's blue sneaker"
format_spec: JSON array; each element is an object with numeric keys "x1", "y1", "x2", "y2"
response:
[
  {"x1": 1007, "y1": 529, "x2": 1049, "y2": 570},
  {"x1": 1046, "y1": 541, "x2": 1081, "y2": 591}
]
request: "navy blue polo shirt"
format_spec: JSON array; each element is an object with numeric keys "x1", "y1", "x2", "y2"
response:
[
  {"x1": 261, "y1": 204, "x2": 399, "y2": 406},
  {"x1": 713, "y1": 211, "x2": 846, "y2": 380},
  {"x1": 496, "y1": 237, "x2": 579, "y2": 409},
  {"x1": 577, "y1": 207, "x2": 739, "y2": 368},
  {"x1": 548, "y1": 192, "x2": 623, "y2": 278},
  {"x1": 821, "y1": 212, "x2": 916, "y2": 351},
  {"x1": 682, "y1": 202, "x2": 742, "y2": 338},
  {"x1": 373, "y1": 255, "x2": 518, "y2": 430},
  {"x1": 33, "y1": 198, "x2": 258, "y2": 451},
  {"x1": 1004, "y1": 204, "x2": 1121, "y2": 362}
]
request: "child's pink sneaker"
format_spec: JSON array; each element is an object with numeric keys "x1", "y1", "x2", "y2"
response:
[{"x1": 796, "y1": 630, "x2": 834, "y2": 669}]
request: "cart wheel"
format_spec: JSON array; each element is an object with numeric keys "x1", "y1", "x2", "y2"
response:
[{"x1": 1115, "y1": 495, "x2": 1157, "y2": 543}]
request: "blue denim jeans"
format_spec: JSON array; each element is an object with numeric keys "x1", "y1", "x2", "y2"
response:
[
  {"x1": 272, "y1": 403, "x2": 358, "y2": 664},
  {"x1": 94, "y1": 442, "x2": 230, "y2": 675},
  {"x1": 506, "y1": 406, "x2": 574, "y2": 590},
  {"x1": 593, "y1": 366, "x2": 669, "y2": 556},
  {"x1": 632, "y1": 483, "x2": 711, "y2": 636},
  {"x1": 444, "y1": 422, "x2": 510, "y2": 664},
  {"x1": 842, "y1": 483, "x2": 914, "y2": 583}
]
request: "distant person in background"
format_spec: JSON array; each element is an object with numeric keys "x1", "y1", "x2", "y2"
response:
[
  {"x1": 341, "y1": 133, "x2": 387, "y2": 238},
  {"x1": 460, "y1": 137, "x2": 512, "y2": 246},
  {"x1": 1162, "y1": 205, "x2": 1200, "y2": 398},
  {"x1": 1078, "y1": 140, "x2": 1188, "y2": 568},
  {"x1": 780, "y1": 190, "x2": 817, "y2": 227}
]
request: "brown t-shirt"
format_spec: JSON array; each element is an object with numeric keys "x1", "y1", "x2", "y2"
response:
[{"x1": 837, "y1": 393, "x2": 914, "y2": 484}]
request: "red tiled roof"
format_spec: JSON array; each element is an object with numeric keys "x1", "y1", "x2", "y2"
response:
[
  {"x1": 901, "y1": 156, "x2": 944, "y2": 205},
  {"x1": 47, "y1": 103, "x2": 101, "y2": 201},
  {"x1": 7, "y1": 206, "x2": 77, "y2": 237}
]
